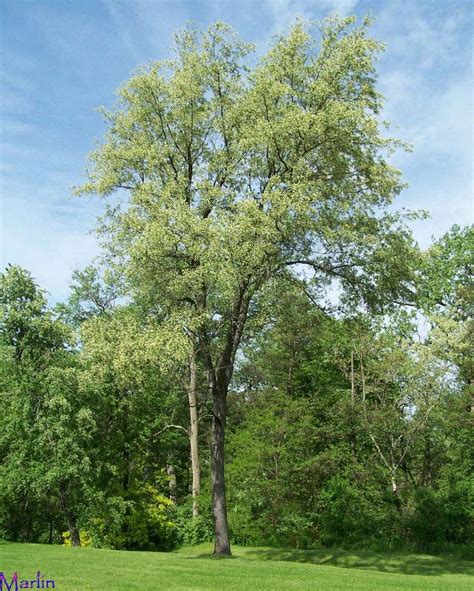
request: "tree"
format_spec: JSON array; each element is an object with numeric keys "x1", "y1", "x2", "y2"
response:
[
  {"x1": 0, "y1": 266, "x2": 93, "y2": 546},
  {"x1": 60, "y1": 262, "x2": 205, "y2": 523},
  {"x1": 77, "y1": 305, "x2": 186, "y2": 550},
  {"x1": 419, "y1": 225, "x2": 473, "y2": 390},
  {"x1": 56, "y1": 265, "x2": 120, "y2": 327},
  {"x1": 79, "y1": 17, "x2": 419, "y2": 555},
  {"x1": 346, "y1": 327, "x2": 454, "y2": 504}
]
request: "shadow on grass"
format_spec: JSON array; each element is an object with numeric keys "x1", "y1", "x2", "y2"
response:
[
  {"x1": 183, "y1": 546, "x2": 473, "y2": 577},
  {"x1": 240, "y1": 547, "x2": 474, "y2": 577},
  {"x1": 182, "y1": 552, "x2": 237, "y2": 561}
]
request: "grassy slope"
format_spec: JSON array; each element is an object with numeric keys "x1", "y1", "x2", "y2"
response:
[{"x1": 0, "y1": 542, "x2": 472, "y2": 591}]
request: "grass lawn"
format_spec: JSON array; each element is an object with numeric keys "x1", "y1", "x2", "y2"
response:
[{"x1": 1, "y1": 542, "x2": 472, "y2": 590}]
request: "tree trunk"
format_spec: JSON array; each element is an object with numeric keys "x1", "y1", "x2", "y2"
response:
[
  {"x1": 391, "y1": 473, "x2": 398, "y2": 494},
  {"x1": 391, "y1": 470, "x2": 402, "y2": 513},
  {"x1": 349, "y1": 349, "x2": 357, "y2": 461},
  {"x1": 210, "y1": 384, "x2": 231, "y2": 556},
  {"x1": 167, "y1": 463, "x2": 177, "y2": 504},
  {"x1": 67, "y1": 514, "x2": 81, "y2": 547},
  {"x1": 59, "y1": 488, "x2": 81, "y2": 547},
  {"x1": 422, "y1": 434, "x2": 433, "y2": 487},
  {"x1": 200, "y1": 282, "x2": 250, "y2": 557},
  {"x1": 188, "y1": 348, "x2": 201, "y2": 517}
]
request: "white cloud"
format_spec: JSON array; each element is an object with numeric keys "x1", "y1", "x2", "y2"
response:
[
  {"x1": 126, "y1": 0, "x2": 193, "y2": 57},
  {"x1": 372, "y1": 1, "x2": 473, "y2": 247},
  {"x1": 101, "y1": 0, "x2": 144, "y2": 62},
  {"x1": 1, "y1": 192, "x2": 101, "y2": 303},
  {"x1": 0, "y1": 63, "x2": 35, "y2": 116},
  {"x1": 401, "y1": 184, "x2": 472, "y2": 249},
  {"x1": 264, "y1": 0, "x2": 359, "y2": 33}
]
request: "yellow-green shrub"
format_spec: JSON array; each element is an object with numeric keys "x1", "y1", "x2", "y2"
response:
[{"x1": 62, "y1": 530, "x2": 93, "y2": 547}]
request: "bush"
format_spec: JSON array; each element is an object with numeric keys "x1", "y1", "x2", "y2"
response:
[
  {"x1": 407, "y1": 483, "x2": 474, "y2": 552},
  {"x1": 175, "y1": 500, "x2": 214, "y2": 546},
  {"x1": 85, "y1": 486, "x2": 178, "y2": 550},
  {"x1": 275, "y1": 513, "x2": 316, "y2": 549},
  {"x1": 317, "y1": 475, "x2": 397, "y2": 548},
  {"x1": 62, "y1": 530, "x2": 93, "y2": 547}
]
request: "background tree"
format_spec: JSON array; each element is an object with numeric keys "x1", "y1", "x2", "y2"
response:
[
  {"x1": 56, "y1": 264, "x2": 121, "y2": 328},
  {"x1": 0, "y1": 266, "x2": 93, "y2": 546},
  {"x1": 77, "y1": 305, "x2": 186, "y2": 550}
]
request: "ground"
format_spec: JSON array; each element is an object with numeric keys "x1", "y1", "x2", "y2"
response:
[{"x1": 0, "y1": 542, "x2": 472, "y2": 590}]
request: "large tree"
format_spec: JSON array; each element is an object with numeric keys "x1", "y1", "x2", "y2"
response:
[{"x1": 79, "y1": 17, "x2": 418, "y2": 555}]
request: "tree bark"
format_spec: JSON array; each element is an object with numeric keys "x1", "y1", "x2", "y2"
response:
[
  {"x1": 167, "y1": 463, "x2": 177, "y2": 504},
  {"x1": 59, "y1": 484, "x2": 81, "y2": 547},
  {"x1": 390, "y1": 469, "x2": 402, "y2": 513},
  {"x1": 187, "y1": 348, "x2": 201, "y2": 517},
  {"x1": 200, "y1": 281, "x2": 250, "y2": 557},
  {"x1": 210, "y1": 383, "x2": 231, "y2": 556},
  {"x1": 67, "y1": 514, "x2": 81, "y2": 547},
  {"x1": 349, "y1": 349, "x2": 357, "y2": 460}
]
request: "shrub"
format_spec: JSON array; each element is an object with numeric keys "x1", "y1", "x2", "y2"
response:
[
  {"x1": 62, "y1": 530, "x2": 93, "y2": 547},
  {"x1": 317, "y1": 475, "x2": 395, "y2": 548},
  {"x1": 175, "y1": 500, "x2": 214, "y2": 546},
  {"x1": 407, "y1": 483, "x2": 474, "y2": 552},
  {"x1": 275, "y1": 513, "x2": 316, "y2": 549},
  {"x1": 84, "y1": 486, "x2": 178, "y2": 550}
]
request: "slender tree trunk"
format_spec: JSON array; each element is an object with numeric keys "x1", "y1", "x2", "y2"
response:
[
  {"x1": 350, "y1": 349, "x2": 355, "y2": 408},
  {"x1": 391, "y1": 472, "x2": 398, "y2": 495},
  {"x1": 349, "y1": 349, "x2": 357, "y2": 461},
  {"x1": 422, "y1": 434, "x2": 433, "y2": 487},
  {"x1": 390, "y1": 469, "x2": 402, "y2": 514},
  {"x1": 210, "y1": 384, "x2": 231, "y2": 556},
  {"x1": 188, "y1": 348, "x2": 201, "y2": 517},
  {"x1": 167, "y1": 463, "x2": 177, "y2": 504}
]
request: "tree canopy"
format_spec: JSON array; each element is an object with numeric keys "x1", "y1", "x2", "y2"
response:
[{"x1": 78, "y1": 17, "x2": 421, "y2": 555}]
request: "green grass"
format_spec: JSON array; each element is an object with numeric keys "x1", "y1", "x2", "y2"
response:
[{"x1": 1, "y1": 542, "x2": 472, "y2": 590}]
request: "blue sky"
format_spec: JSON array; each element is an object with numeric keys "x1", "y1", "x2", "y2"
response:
[{"x1": 0, "y1": 0, "x2": 472, "y2": 303}]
